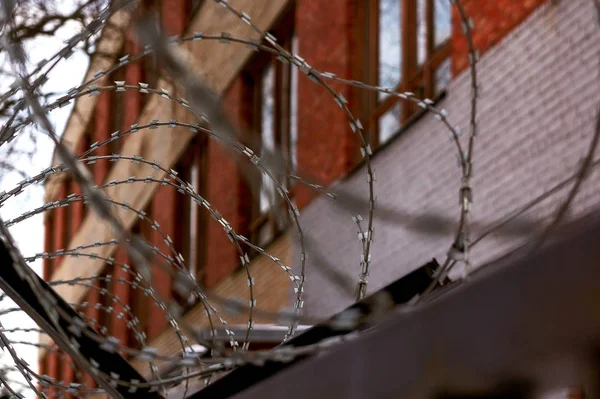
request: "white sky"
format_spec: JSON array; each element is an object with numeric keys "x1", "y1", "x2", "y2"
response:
[{"x1": 0, "y1": 10, "x2": 90, "y2": 395}]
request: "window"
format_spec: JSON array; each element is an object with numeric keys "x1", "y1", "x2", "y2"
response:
[
  {"x1": 246, "y1": 11, "x2": 297, "y2": 248},
  {"x1": 366, "y1": 0, "x2": 452, "y2": 147},
  {"x1": 174, "y1": 137, "x2": 208, "y2": 287}
]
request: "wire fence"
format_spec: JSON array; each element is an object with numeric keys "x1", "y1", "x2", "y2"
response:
[{"x1": 0, "y1": 0, "x2": 598, "y2": 397}]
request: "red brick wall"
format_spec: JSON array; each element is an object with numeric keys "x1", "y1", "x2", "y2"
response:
[
  {"x1": 123, "y1": 34, "x2": 143, "y2": 126},
  {"x1": 452, "y1": 0, "x2": 550, "y2": 76},
  {"x1": 45, "y1": 351, "x2": 58, "y2": 396},
  {"x1": 40, "y1": 0, "x2": 193, "y2": 383},
  {"x1": 295, "y1": 0, "x2": 361, "y2": 208},
  {"x1": 162, "y1": 0, "x2": 191, "y2": 36},
  {"x1": 111, "y1": 247, "x2": 131, "y2": 343},
  {"x1": 61, "y1": 356, "x2": 74, "y2": 398},
  {"x1": 109, "y1": 33, "x2": 140, "y2": 346},
  {"x1": 147, "y1": 186, "x2": 176, "y2": 338},
  {"x1": 82, "y1": 282, "x2": 101, "y2": 388}
]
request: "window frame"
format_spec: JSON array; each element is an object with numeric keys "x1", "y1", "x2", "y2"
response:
[
  {"x1": 175, "y1": 136, "x2": 208, "y2": 283},
  {"x1": 244, "y1": 10, "x2": 296, "y2": 248},
  {"x1": 366, "y1": 0, "x2": 452, "y2": 148},
  {"x1": 169, "y1": 136, "x2": 209, "y2": 311}
]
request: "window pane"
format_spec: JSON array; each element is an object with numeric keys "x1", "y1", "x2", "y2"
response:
[
  {"x1": 435, "y1": 0, "x2": 451, "y2": 46},
  {"x1": 378, "y1": 102, "x2": 402, "y2": 144},
  {"x1": 290, "y1": 35, "x2": 299, "y2": 172},
  {"x1": 260, "y1": 64, "x2": 276, "y2": 214},
  {"x1": 258, "y1": 223, "x2": 274, "y2": 248},
  {"x1": 188, "y1": 160, "x2": 199, "y2": 275},
  {"x1": 261, "y1": 65, "x2": 275, "y2": 148},
  {"x1": 417, "y1": 0, "x2": 427, "y2": 65},
  {"x1": 379, "y1": 0, "x2": 402, "y2": 99},
  {"x1": 435, "y1": 57, "x2": 451, "y2": 95}
]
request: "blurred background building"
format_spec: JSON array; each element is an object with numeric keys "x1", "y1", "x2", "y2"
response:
[{"x1": 38, "y1": 0, "x2": 600, "y2": 392}]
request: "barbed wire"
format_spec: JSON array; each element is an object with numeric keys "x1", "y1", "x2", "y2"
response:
[{"x1": 0, "y1": 0, "x2": 597, "y2": 397}]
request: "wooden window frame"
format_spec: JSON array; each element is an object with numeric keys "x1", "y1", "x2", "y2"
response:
[
  {"x1": 170, "y1": 136, "x2": 208, "y2": 310},
  {"x1": 365, "y1": 0, "x2": 451, "y2": 148},
  {"x1": 176, "y1": 137, "x2": 208, "y2": 281},
  {"x1": 244, "y1": 9, "x2": 296, "y2": 248}
]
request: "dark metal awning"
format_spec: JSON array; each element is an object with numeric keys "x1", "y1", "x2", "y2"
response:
[
  {"x1": 195, "y1": 324, "x2": 313, "y2": 344},
  {"x1": 193, "y1": 212, "x2": 600, "y2": 398},
  {"x1": 191, "y1": 259, "x2": 443, "y2": 399}
]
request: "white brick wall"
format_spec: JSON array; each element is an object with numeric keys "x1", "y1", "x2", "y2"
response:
[{"x1": 295, "y1": 0, "x2": 600, "y2": 318}]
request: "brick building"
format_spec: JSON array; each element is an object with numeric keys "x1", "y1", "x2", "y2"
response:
[{"x1": 39, "y1": 0, "x2": 599, "y2": 394}]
